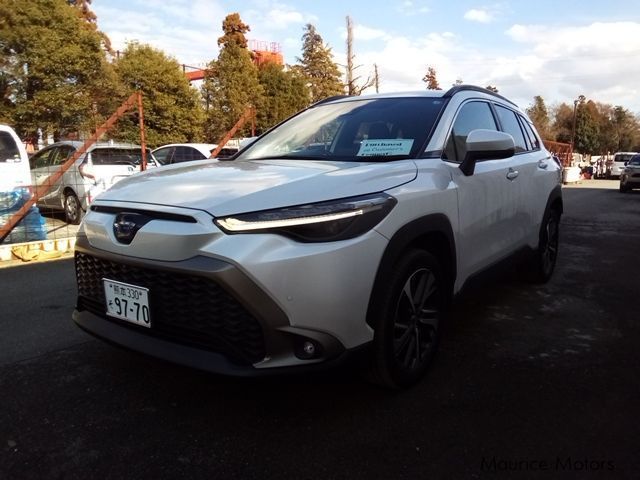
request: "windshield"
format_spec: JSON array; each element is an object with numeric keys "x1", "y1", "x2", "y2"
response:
[
  {"x1": 628, "y1": 155, "x2": 640, "y2": 166},
  {"x1": 238, "y1": 97, "x2": 446, "y2": 162},
  {"x1": 614, "y1": 154, "x2": 635, "y2": 163}
]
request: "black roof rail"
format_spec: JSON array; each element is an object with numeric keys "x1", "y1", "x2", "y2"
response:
[{"x1": 443, "y1": 84, "x2": 519, "y2": 108}]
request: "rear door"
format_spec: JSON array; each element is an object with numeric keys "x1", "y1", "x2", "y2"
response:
[{"x1": 493, "y1": 104, "x2": 544, "y2": 246}]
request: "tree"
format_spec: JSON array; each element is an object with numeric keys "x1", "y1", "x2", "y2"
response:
[
  {"x1": 113, "y1": 43, "x2": 204, "y2": 147},
  {"x1": 574, "y1": 99, "x2": 600, "y2": 154},
  {"x1": 485, "y1": 85, "x2": 499, "y2": 93},
  {"x1": 67, "y1": 0, "x2": 112, "y2": 52},
  {"x1": 217, "y1": 12, "x2": 250, "y2": 49},
  {"x1": 422, "y1": 67, "x2": 441, "y2": 90},
  {"x1": 202, "y1": 14, "x2": 263, "y2": 141},
  {"x1": 0, "y1": 0, "x2": 119, "y2": 141},
  {"x1": 297, "y1": 24, "x2": 344, "y2": 103},
  {"x1": 526, "y1": 96, "x2": 551, "y2": 140},
  {"x1": 256, "y1": 63, "x2": 310, "y2": 133},
  {"x1": 550, "y1": 102, "x2": 574, "y2": 144},
  {"x1": 345, "y1": 16, "x2": 374, "y2": 96}
]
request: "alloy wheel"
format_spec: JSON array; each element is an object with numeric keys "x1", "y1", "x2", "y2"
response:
[{"x1": 392, "y1": 267, "x2": 439, "y2": 371}]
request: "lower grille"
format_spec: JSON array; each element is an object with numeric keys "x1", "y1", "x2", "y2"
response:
[{"x1": 75, "y1": 252, "x2": 266, "y2": 365}]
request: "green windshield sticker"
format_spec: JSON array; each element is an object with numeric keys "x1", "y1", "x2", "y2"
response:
[{"x1": 357, "y1": 139, "x2": 414, "y2": 156}]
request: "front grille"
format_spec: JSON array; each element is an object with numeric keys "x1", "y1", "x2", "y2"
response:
[{"x1": 75, "y1": 252, "x2": 265, "y2": 365}]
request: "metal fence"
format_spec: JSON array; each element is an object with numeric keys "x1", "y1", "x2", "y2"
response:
[{"x1": 1, "y1": 93, "x2": 146, "y2": 261}]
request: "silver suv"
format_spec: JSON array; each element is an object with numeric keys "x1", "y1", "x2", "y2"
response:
[{"x1": 73, "y1": 86, "x2": 562, "y2": 388}]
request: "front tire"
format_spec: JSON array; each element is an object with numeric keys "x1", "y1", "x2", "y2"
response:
[
  {"x1": 368, "y1": 249, "x2": 444, "y2": 389},
  {"x1": 64, "y1": 192, "x2": 83, "y2": 225}
]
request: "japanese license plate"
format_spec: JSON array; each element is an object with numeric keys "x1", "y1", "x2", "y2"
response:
[{"x1": 103, "y1": 278, "x2": 151, "y2": 328}]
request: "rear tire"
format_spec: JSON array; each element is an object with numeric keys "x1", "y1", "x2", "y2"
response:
[
  {"x1": 64, "y1": 192, "x2": 83, "y2": 225},
  {"x1": 367, "y1": 249, "x2": 444, "y2": 389},
  {"x1": 528, "y1": 208, "x2": 560, "y2": 283}
]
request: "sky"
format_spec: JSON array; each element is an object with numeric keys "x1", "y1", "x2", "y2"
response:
[{"x1": 92, "y1": 0, "x2": 640, "y2": 113}]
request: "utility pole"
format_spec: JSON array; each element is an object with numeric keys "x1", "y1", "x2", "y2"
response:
[
  {"x1": 374, "y1": 63, "x2": 379, "y2": 93},
  {"x1": 345, "y1": 15, "x2": 374, "y2": 96}
]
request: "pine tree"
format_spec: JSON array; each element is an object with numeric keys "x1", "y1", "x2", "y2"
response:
[
  {"x1": 297, "y1": 24, "x2": 344, "y2": 103},
  {"x1": 217, "y1": 12, "x2": 250, "y2": 49},
  {"x1": 526, "y1": 96, "x2": 551, "y2": 140},
  {"x1": 202, "y1": 14, "x2": 263, "y2": 141},
  {"x1": 422, "y1": 67, "x2": 441, "y2": 90},
  {"x1": 113, "y1": 43, "x2": 204, "y2": 146}
]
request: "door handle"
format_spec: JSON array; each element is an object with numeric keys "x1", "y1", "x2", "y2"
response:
[
  {"x1": 506, "y1": 168, "x2": 519, "y2": 180},
  {"x1": 538, "y1": 159, "x2": 549, "y2": 169}
]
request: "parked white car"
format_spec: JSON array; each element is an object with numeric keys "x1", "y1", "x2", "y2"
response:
[
  {"x1": 608, "y1": 152, "x2": 637, "y2": 178},
  {"x1": 73, "y1": 86, "x2": 562, "y2": 388},
  {"x1": 30, "y1": 141, "x2": 157, "y2": 224},
  {"x1": 0, "y1": 124, "x2": 30, "y2": 191}
]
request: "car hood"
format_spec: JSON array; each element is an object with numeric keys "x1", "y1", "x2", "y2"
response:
[{"x1": 96, "y1": 159, "x2": 417, "y2": 216}]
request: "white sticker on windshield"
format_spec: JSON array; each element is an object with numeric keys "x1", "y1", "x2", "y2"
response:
[{"x1": 357, "y1": 139, "x2": 414, "y2": 157}]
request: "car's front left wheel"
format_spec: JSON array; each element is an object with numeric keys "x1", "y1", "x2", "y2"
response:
[
  {"x1": 368, "y1": 249, "x2": 444, "y2": 389},
  {"x1": 64, "y1": 192, "x2": 83, "y2": 225}
]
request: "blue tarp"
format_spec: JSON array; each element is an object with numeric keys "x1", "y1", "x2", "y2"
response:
[{"x1": 0, "y1": 188, "x2": 48, "y2": 244}]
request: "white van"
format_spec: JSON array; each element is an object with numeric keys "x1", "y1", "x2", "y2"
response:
[
  {"x1": 609, "y1": 152, "x2": 638, "y2": 178},
  {"x1": 0, "y1": 125, "x2": 30, "y2": 191}
]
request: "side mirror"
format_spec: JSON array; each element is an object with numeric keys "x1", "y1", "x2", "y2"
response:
[{"x1": 459, "y1": 130, "x2": 516, "y2": 176}]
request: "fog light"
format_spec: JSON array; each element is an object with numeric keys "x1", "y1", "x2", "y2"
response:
[
  {"x1": 303, "y1": 341, "x2": 316, "y2": 356},
  {"x1": 294, "y1": 338, "x2": 323, "y2": 360}
]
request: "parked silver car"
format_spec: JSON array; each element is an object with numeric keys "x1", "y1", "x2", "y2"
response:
[
  {"x1": 30, "y1": 141, "x2": 157, "y2": 224},
  {"x1": 619, "y1": 154, "x2": 640, "y2": 192}
]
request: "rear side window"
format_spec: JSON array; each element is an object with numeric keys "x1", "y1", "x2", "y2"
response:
[
  {"x1": 519, "y1": 117, "x2": 541, "y2": 150},
  {"x1": 173, "y1": 146, "x2": 207, "y2": 163},
  {"x1": 495, "y1": 105, "x2": 527, "y2": 153},
  {"x1": 444, "y1": 101, "x2": 497, "y2": 162},
  {"x1": 0, "y1": 131, "x2": 20, "y2": 162}
]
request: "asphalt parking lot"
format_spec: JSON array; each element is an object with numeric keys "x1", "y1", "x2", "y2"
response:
[{"x1": 1, "y1": 180, "x2": 638, "y2": 479}]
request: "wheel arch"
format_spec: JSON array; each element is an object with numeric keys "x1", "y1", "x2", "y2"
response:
[
  {"x1": 545, "y1": 184, "x2": 563, "y2": 215},
  {"x1": 366, "y1": 214, "x2": 456, "y2": 329}
]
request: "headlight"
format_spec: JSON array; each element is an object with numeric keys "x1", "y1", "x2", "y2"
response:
[{"x1": 214, "y1": 193, "x2": 397, "y2": 242}]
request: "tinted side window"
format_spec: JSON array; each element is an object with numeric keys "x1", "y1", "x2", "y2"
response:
[
  {"x1": 50, "y1": 146, "x2": 76, "y2": 166},
  {"x1": 153, "y1": 147, "x2": 173, "y2": 165},
  {"x1": 519, "y1": 117, "x2": 541, "y2": 150},
  {"x1": 173, "y1": 146, "x2": 207, "y2": 163},
  {"x1": 495, "y1": 105, "x2": 527, "y2": 153},
  {"x1": 445, "y1": 101, "x2": 497, "y2": 162},
  {"x1": 0, "y1": 132, "x2": 20, "y2": 162}
]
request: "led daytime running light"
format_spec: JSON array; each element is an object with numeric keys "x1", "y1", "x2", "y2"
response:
[{"x1": 218, "y1": 209, "x2": 364, "y2": 232}]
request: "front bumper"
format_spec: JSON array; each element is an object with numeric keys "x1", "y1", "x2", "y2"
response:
[
  {"x1": 621, "y1": 172, "x2": 640, "y2": 188},
  {"x1": 73, "y1": 236, "x2": 350, "y2": 374}
]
